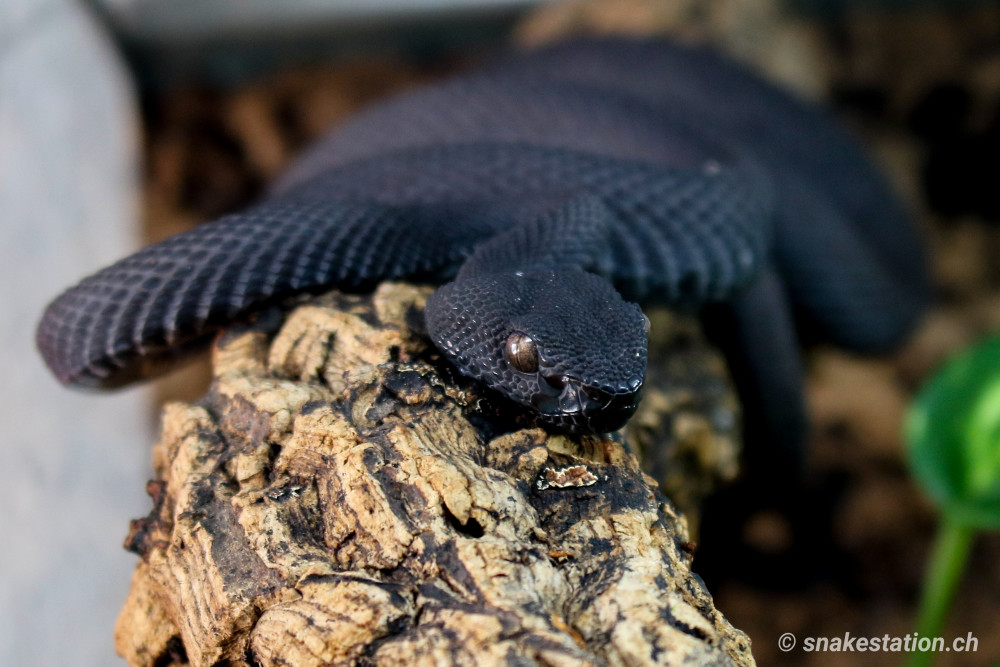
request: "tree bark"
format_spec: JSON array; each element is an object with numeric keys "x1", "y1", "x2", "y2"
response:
[{"x1": 114, "y1": 283, "x2": 752, "y2": 666}]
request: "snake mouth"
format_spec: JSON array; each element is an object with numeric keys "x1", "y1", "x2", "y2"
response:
[{"x1": 530, "y1": 373, "x2": 641, "y2": 433}]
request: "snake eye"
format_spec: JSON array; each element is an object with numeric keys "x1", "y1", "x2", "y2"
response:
[
  {"x1": 505, "y1": 331, "x2": 539, "y2": 373},
  {"x1": 641, "y1": 312, "x2": 651, "y2": 335}
]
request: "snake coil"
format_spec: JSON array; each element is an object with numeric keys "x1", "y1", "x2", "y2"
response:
[{"x1": 36, "y1": 38, "x2": 927, "y2": 446}]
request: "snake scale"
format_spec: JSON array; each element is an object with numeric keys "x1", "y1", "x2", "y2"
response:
[{"x1": 36, "y1": 38, "x2": 927, "y2": 450}]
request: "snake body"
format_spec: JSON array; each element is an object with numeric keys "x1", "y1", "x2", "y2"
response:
[{"x1": 36, "y1": 38, "x2": 927, "y2": 442}]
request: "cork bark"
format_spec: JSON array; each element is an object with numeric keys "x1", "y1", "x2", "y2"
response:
[{"x1": 114, "y1": 283, "x2": 751, "y2": 666}]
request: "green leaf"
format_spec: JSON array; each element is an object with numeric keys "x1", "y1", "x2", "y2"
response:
[{"x1": 906, "y1": 336, "x2": 1000, "y2": 528}]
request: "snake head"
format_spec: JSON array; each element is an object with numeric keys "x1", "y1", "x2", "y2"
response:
[{"x1": 425, "y1": 268, "x2": 647, "y2": 433}]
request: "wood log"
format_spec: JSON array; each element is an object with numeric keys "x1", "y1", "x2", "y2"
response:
[{"x1": 114, "y1": 283, "x2": 752, "y2": 666}]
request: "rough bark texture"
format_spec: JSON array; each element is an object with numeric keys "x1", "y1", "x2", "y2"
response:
[{"x1": 114, "y1": 283, "x2": 750, "y2": 666}]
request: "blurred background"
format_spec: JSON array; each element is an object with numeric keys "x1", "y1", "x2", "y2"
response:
[{"x1": 2, "y1": 0, "x2": 1000, "y2": 665}]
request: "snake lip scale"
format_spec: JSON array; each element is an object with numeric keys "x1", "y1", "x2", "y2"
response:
[
  {"x1": 529, "y1": 379, "x2": 641, "y2": 435},
  {"x1": 35, "y1": 38, "x2": 927, "y2": 446}
]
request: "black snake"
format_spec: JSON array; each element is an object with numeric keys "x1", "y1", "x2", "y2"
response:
[{"x1": 36, "y1": 38, "x2": 927, "y2": 447}]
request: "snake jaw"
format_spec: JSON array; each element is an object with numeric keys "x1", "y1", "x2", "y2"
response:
[{"x1": 531, "y1": 370, "x2": 642, "y2": 433}]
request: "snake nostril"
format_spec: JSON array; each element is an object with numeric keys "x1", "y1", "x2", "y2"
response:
[
  {"x1": 544, "y1": 374, "x2": 569, "y2": 390},
  {"x1": 582, "y1": 387, "x2": 619, "y2": 409}
]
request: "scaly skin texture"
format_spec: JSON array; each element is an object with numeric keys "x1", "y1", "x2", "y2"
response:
[{"x1": 36, "y1": 38, "x2": 927, "y2": 447}]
